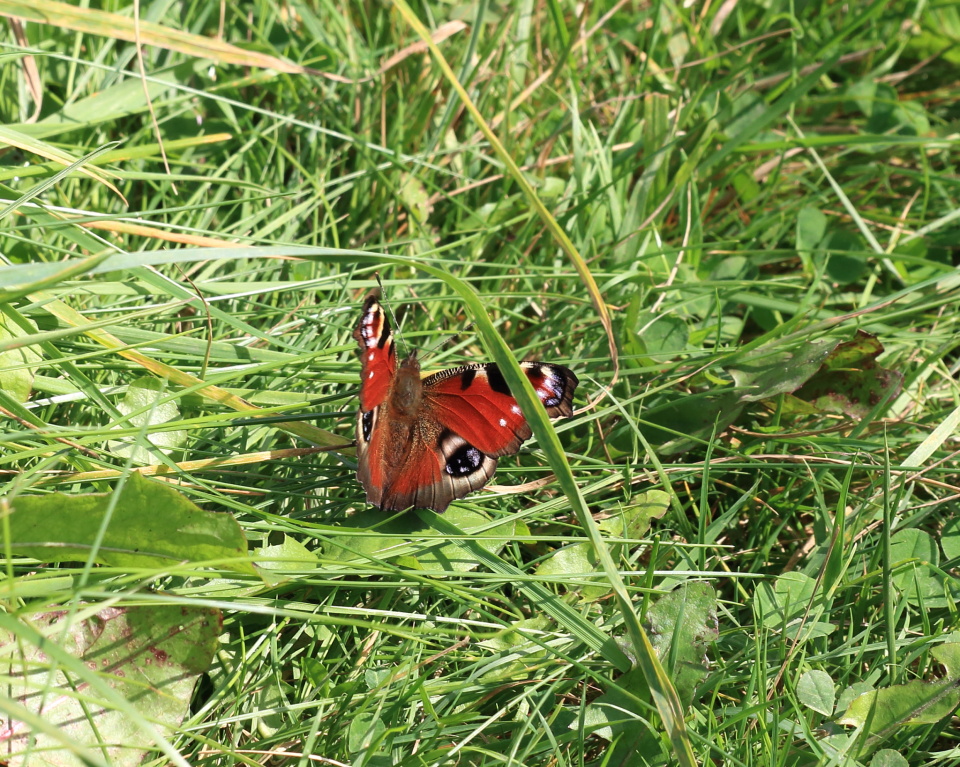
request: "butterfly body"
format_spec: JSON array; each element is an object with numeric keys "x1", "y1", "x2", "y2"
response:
[{"x1": 354, "y1": 292, "x2": 578, "y2": 512}]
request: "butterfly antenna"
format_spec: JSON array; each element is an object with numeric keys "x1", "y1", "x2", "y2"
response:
[
  {"x1": 421, "y1": 309, "x2": 477, "y2": 361},
  {"x1": 376, "y1": 278, "x2": 409, "y2": 355}
]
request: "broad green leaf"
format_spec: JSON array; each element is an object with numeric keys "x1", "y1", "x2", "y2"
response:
[
  {"x1": 634, "y1": 312, "x2": 689, "y2": 356},
  {"x1": 822, "y1": 229, "x2": 871, "y2": 284},
  {"x1": 890, "y1": 528, "x2": 939, "y2": 574},
  {"x1": 0, "y1": 604, "x2": 220, "y2": 767},
  {"x1": 479, "y1": 615, "x2": 553, "y2": 652},
  {"x1": 797, "y1": 669, "x2": 836, "y2": 716},
  {"x1": 837, "y1": 681, "x2": 876, "y2": 714},
  {"x1": 640, "y1": 390, "x2": 744, "y2": 455},
  {"x1": 536, "y1": 541, "x2": 605, "y2": 601},
  {"x1": 324, "y1": 506, "x2": 516, "y2": 572},
  {"x1": 257, "y1": 535, "x2": 319, "y2": 571},
  {"x1": 4, "y1": 472, "x2": 255, "y2": 575},
  {"x1": 796, "y1": 205, "x2": 828, "y2": 256},
  {"x1": 871, "y1": 750, "x2": 910, "y2": 767},
  {"x1": 729, "y1": 338, "x2": 839, "y2": 403},
  {"x1": 600, "y1": 491, "x2": 670, "y2": 540},
  {"x1": 578, "y1": 668, "x2": 662, "y2": 745},
  {"x1": 539, "y1": 492, "x2": 670, "y2": 601},
  {"x1": 577, "y1": 584, "x2": 717, "y2": 759},
  {"x1": 255, "y1": 678, "x2": 294, "y2": 737},
  {"x1": 399, "y1": 173, "x2": 432, "y2": 224},
  {"x1": 890, "y1": 528, "x2": 947, "y2": 605},
  {"x1": 754, "y1": 572, "x2": 817, "y2": 629},
  {"x1": 647, "y1": 582, "x2": 718, "y2": 706},
  {"x1": 0, "y1": 315, "x2": 42, "y2": 403},
  {"x1": 348, "y1": 712, "x2": 386, "y2": 754},
  {"x1": 941, "y1": 516, "x2": 960, "y2": 561},
  {"x1": 108, "y1": 376, "x2": 188, "y2": 464},
  {"x1": 838, "y1": 642, "x2": 960, "y2": 740},
  {"x1": 845, "y1": 79, "x2": 877, "y2": 117},
  {"x1": 256, "y1": 536, "x2": 319, "y2": 587}
]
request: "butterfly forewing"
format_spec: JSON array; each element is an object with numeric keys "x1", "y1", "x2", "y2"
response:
[
  {"x1": 352, "y1": 292, "x2": 396, "y2": 411},
  {"x1": 421, "y1": 362, "x2": 579, "y2": 456}
]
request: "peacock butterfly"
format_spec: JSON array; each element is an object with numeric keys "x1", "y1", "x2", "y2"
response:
[{"x1": 353, "y1": 291, "x2": 579, "y2": 512}]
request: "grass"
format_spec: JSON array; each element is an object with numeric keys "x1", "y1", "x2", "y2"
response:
[{"x1": 2, "y1": 0, "x2": 960, "y2": 765}]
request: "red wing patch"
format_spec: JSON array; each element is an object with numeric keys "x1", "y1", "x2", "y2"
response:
[
  {"x1": 352, "y1": 292, "x2": 396, "y2": 411},
  {"x1": 421, "y1": 362, "x2": 578, "y2": 456}
]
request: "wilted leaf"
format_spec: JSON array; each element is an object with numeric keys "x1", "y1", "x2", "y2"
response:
[
  {"x1": 793, "y1": 331, "x2": 903, "y2": 419},
  {"x1": 0, "y1": 604, "x2": 220, "y2": 767},
  {"x1": 4, "y1": 472, "x2": 255, "y2": 575},
  {"x1": 838, "y1": 642, "x2": 960, "y2": 745}
]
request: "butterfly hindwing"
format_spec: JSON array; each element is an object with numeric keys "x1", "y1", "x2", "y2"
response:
[{"x1": 375, "y1": 426, "x2": 498, "y2": 512}]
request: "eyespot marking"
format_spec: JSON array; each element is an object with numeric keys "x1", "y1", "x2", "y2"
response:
[
  {"x1": 361, "y1": 410, "x2": 374, "y2": 441},
  {"x1": 439, "y1": 430, "x2": 486, "y2": 478},
  {"x1": 446, "y1": 444, "x2": 484, "y2": 477}
]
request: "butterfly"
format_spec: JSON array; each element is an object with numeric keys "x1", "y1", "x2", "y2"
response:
[{"x1": 353, "y1": 291, "x2": 579, "y2": 512}]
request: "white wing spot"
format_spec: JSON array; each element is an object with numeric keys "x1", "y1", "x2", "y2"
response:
[
  {"x1": 511, "y1": 405, "x2": 522, "y2": 415},
  {"x1": 368, "y1": 352, "x2": 375, "y2": 361},
  {"x1": 499, "y1": 418, "x2": 507, "y2": 427},
  {"x1": 368, "y1": 371, "x2": 375, "y2": 379}
]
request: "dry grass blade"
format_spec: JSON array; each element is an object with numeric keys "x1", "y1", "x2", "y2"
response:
[{"x1": 0, "y1": 0, "x2": 305, "y2": 73}]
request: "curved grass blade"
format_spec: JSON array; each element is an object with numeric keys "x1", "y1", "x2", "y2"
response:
[{"x1": 390, "y1": 0, "x2": 619, "y2": 387}]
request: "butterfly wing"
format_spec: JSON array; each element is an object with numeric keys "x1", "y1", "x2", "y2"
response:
[
  {"x1": 354, "y1": 291, "x2": 397, "y2": 506},
  {"x1": 421, "y1": 361, "x2": 579, "y2": 457},
  {"x1": 374, "y1": 423, "x2": 499, "y2": 513},
  {"x1": 352, "y1": 291, "x2": 396, "y2": 412}
]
